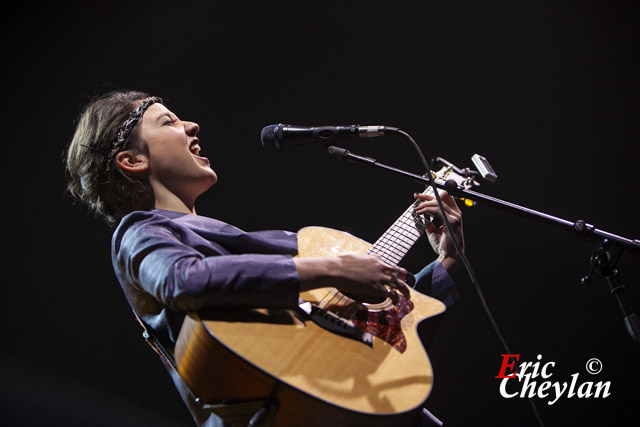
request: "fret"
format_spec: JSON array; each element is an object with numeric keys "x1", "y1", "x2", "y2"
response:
[
  {"x1": 384, "y1": 236, "x2": 412, "y2": 253},
  {"x1": 368, "y1": 220, "x2": 423, "y2": 266},
  {"x1": 366, "y1": 166, "x2": 453, "y2": 266},
  {"x1": 379, "y1": 237, "x2": 411, "y2": 255},
  {"x1": 394, "y1": 219, "x2": 421, "y2": 237},
  {"x1": 381, "y1": 229, "x2": 413, "y2": 247},
  {"x1": 391, "y1": 234, "x2": 415, "y2": 250},
  {"x1": 371, "y1": 244, "x2": 403, "y2": 262},
  {"x1": 370, "y1": 250, "x2": 402, "y2": 267}
]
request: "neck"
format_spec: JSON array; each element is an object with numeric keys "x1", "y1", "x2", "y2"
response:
[{"x1": 152, "y1": 185, "x2": 198, "y2": 215}]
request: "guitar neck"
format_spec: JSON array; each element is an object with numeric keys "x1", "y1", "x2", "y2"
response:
[
  {"x1": 366, "y1": 188, "x2": 434, "y2": 266},
  {"x1": 366, "y1": 165, "x2": 456, "y2": 266}
]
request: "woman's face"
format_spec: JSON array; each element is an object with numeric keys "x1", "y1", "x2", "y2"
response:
[{"x1": 139, "y1": 102, "x2": 217, "y2": 200}]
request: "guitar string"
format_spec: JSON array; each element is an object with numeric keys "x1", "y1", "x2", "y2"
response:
[
  {"x1": 379, "y1": 215, "x2": 421, "y2": 258},
  {"x1": 383, "y1": 232, "x2": 413, "y2": 250},
  {"x1": 379, "y1": 206, "x2": 425, "y2": 251},
  {"x1": 380, "y1": 210, "x2": 420, "y2": 249},
  {"x1": 381, "y1": 224, "x2": 415, "y2": 251}
]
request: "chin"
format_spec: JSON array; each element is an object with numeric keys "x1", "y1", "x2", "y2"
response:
[
  {"x1": 191, "y1": 169, "x2": 217, "y2": 192},
  {"x1": 209, "y1": 170, "x2": 218, "y2": 185}
]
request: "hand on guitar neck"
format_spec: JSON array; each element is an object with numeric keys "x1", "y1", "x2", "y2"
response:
[
  {"x1": 294, "y1": 253, "x2": 411, "y2": 305},
  {"x1": 414, "y1": 190, "x2": 465, "y2": 274}
]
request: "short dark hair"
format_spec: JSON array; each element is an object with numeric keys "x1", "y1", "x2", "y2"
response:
[{"x1": 65, "y1": 90, "x2": 157, "y2": 226}]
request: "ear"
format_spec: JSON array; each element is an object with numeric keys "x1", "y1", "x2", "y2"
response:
[{"x1": 115, "y1": 150, "x2": 149, "y2": 173}]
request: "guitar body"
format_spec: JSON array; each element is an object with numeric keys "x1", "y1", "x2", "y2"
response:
[{"x1": 175, "y1": 226, "x2": 447, "y2": 427}]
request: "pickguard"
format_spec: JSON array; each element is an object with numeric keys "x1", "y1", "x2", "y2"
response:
[{"x1": 350, "y1": 294, "x2": 414, "y2": 353}]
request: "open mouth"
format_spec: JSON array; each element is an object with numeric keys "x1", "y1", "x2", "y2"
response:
[{"x1": 189, "y1": 140, "x2": 202, "y2": 156}]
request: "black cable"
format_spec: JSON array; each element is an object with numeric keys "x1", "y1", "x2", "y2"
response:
[{"x1": 398, "y1": 130, "x2": 544, "y2": 427}]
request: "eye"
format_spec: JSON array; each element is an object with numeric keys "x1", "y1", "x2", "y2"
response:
[{"x1": 162, "y1": 118, "x2": 175, "y2": 126}]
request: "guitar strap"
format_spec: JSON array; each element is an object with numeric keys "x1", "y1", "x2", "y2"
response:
[{"x1": 131, "y1": 311, "x2": 276, "y2": 427}]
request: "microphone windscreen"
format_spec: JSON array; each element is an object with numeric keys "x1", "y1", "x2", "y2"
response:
[{"x1": 260, "y1": 124, "x2": 279, "y2": 150}]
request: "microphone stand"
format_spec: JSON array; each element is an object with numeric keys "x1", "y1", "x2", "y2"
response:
[{"x1": 327, "y1": 145, "x2": 640, "y2": 356}]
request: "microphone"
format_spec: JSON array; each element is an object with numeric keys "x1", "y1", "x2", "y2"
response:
[{"x1": 260, "y1": 124, "x2": 399, "y2": 151}]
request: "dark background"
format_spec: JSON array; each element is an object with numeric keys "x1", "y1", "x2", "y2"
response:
[{"x1": 1, "y1": 1, "x2": 639, "y2": 426}]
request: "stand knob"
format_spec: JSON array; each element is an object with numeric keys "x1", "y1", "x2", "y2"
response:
[{"x1": 581, "y1": 266, "x2": 595, "y2": 285}]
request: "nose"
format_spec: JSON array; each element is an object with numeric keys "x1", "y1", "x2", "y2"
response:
[{"x1": 185, "y1": 121, "x2": 199, "y2": 137}]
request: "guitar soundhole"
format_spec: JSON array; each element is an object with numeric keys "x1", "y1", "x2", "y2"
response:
[{"x1": 340, "y1": 291, "x2": 386, "y2": 305}]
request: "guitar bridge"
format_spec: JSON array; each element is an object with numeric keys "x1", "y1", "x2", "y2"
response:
[{"x1": 297, "y1": 300, "x2": 373, "y2": 347}]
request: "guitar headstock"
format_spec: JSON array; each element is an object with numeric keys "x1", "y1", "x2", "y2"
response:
[
  {"x1": 421, "y1": 164, "x2": 480, "y2": 200},
  {"x1": 419, "y1": 155, "x2": 496, "y2": 207},
  {"x1": 429, "y1": 164, "x2": 480, "y2": 191}
]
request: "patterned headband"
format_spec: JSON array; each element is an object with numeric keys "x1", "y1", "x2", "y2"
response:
[{"x1": 105, "y1": 96, "x2": 163, "y2": 172}]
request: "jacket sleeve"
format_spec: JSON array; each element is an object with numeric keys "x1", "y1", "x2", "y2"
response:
[
  {"x1": 413, "y1": 261, "x2": 459, "y2": 307},
  {"x1": 112, "y1": 214, "x2": 301, "y2": 313}
]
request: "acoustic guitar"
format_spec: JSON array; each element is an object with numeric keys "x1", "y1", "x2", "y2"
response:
[{"x1": 175, "y1": 166, "x2": 470, "y2": 427}]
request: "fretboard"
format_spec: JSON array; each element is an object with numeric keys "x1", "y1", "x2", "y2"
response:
[
  {"x1": 367, "y1": 167, "x2": 451, "y2": 266},
  {"x1": 367, "y1": 199, "x2": 429, "y2": 266}
]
